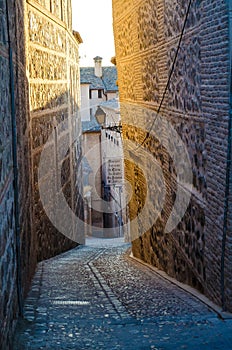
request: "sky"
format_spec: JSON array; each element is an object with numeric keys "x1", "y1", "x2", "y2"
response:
[{"x1": 72, "y1": 0, "x2": 115, "y2": 67}]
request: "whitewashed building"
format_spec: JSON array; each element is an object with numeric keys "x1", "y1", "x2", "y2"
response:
[
  {"x1": 99, "y1": 99, "x2": 129, "y2": 240},
  {"x1": 80, "y1": 57, "x2": 123, "y2": 238},
  {"x1": 80, "y1": 56, "x2": 118, "y2": 121}
]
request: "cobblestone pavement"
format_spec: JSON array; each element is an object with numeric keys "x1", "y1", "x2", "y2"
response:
[{"x1": 13, "y1": 237, "x2": 232, "y2": 350}]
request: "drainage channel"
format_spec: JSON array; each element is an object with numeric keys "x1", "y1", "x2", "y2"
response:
[{"x1": 86, "y1": 249, "x2": 131, "y2": 320}]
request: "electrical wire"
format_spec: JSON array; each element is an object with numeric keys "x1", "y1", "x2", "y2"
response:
[{"x1": 136, "y1": 0, "x2": 193, "y2": 149}]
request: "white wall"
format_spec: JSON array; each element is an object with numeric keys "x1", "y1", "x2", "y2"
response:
[
  {"x1": 81, "y1": 84, "x2": 118, "y2": 123},
  {"x1": 106, "y1": 92, "x2": 118, "y2": 101},
  {"x1": 100, "y1": 104, "x2": 129, "y2": 239},
  {"x1": 80, "y1": 84, "x2": 90, "y2": 121},
  {"x1": 88, "y1": 89, "x2": 106, "y2": 118}
]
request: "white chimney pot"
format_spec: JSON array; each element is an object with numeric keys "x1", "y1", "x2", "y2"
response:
[{"x1": 94, "y1": 56, "x2": 103, "y2": 78}]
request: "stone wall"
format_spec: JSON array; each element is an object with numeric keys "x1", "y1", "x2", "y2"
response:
[
  {"x1": 113, "y1": 0, "x2": 232, "y2": 310},
  {"x1": 83, "y1": 131, "x2": 103, "y2": 233},
  {"x1": 0, "y1": 0, "x2": 36, "y2": 348},
  {"x1": 0, "y1": 1, "x2": 83, "y2": 348},
  {"x1": 25, "y1": 0, "x2": 83, "y2": 261}
]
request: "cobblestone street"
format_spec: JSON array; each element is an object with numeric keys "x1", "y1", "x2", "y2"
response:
[{"x1": 13, "y1": 238, "x2": 232, "y2": 350}]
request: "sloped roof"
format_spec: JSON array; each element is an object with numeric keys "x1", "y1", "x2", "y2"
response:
[
  {"x1": 80, "y1": 66, "x2": 118, "y2": 92},
  {"x1": 82, "y1": 113, "x2": 101, "y2": 133},
  {"x1": 72, "y1": 31, "x2": 83, "y2": 44},
  {"x1": 100, "y1": 98, "x2": 120, "y2": 112}
]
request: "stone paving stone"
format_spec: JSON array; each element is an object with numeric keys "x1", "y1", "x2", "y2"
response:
[{"x1": 13, "y1": 237, "x2": 232, "y2": 349}]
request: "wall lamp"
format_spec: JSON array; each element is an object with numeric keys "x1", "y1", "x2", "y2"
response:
[{"x1": 95, "y1": 106, "x2": 122, "y2": 134}]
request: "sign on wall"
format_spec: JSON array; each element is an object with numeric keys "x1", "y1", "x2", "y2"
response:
[{"x1": 106, "y1": 158, "x2": 123, "y2": 185}]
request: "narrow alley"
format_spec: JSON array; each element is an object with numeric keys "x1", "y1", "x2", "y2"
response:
[
  {"x1": 2, "y1": 1, "x2": 232, "y2": 348},
  {"x1": 13, "y1": 238, "x2": 232, "y2": 350}
]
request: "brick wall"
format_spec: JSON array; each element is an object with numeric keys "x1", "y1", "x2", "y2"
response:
[
  {"x1": 113, "y1": 0, "x2": 232, "y2": 310},
  {"x1": 223, "y1": 0, "x2": 232, "y2": 312}
]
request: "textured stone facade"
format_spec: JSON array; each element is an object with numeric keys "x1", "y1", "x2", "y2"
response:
[
  {"x1": 25, "y1": 0, "x2": 83, "y2": 261},
  {"x1": 0, "y1": 0, "x2": 36, "y2": 348},
  {"x1": 0, "y1": 1, "x2": 83, "y2": 348},
  {"x1": 113, "y1": 0, "x2": 232, "y2": 310}
]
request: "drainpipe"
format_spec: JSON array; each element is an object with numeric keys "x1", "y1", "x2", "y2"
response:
[
  {"x1": 100, "y1": 77, "x2": 108, "y2": 101},
  {"x1": 221, "y1": 1, "x2": 232, "y2": 311},
  {"x1": 102, "y1": 89, "x2": 108, "y2": 101},
  {"x1": 101, "y1": 83, "x2": 108, "y2": 101},
  {"x1": 5, "y1": 0, "x2": 23, "y2": 316}
]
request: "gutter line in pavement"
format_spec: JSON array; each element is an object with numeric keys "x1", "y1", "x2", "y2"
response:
[{"x1": 129, "y1": 253, "x2": 232, "y2": 321}]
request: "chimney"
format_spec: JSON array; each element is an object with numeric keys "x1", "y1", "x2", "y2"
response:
[{"x1": 94, "y1": 56, "x2": 103, "y2": 78}]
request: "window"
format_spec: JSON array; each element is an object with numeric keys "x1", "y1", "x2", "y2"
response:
[
  {"x1": 98, "y1": 90, "x2": 102, "y2": 99},
  {"x1": 89, "y1": 90, "x2": 92, "y2": 99}
]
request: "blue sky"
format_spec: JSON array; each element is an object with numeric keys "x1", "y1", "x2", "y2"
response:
[{"x1": 72, "y1": 0, "x2": 115, "y2": 67}]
